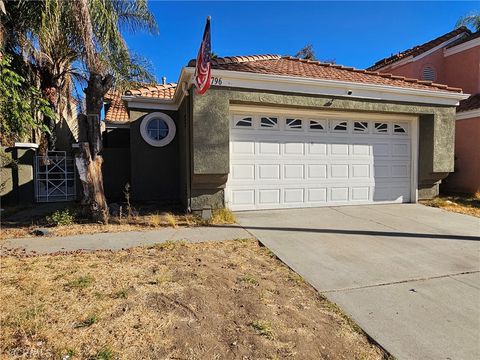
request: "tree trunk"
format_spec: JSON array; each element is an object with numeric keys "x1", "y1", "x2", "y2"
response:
[
  {"x1": 75, "y1": 72, "x2": 114, "y2": 224},
  {"x1": 75, "y1": 141, "x2": 108, "y2": 223}
]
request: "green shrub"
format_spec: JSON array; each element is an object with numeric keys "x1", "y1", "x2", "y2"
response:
[{"x1": 46, "y1": 209, "x2": 75, "y2": 226}]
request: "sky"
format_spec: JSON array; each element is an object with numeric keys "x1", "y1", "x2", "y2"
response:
[{"x1": 122, "y1": 1, "x2": 478, "y2": 84}]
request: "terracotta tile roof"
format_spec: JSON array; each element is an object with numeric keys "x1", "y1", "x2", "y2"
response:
[
  {"x1": 104, "y1": 83, "x2": 177, "y2": 123},
  {"x1": 368, "y1": 27, "x2": 471, "y2": 71},
  {"x1": 457, "y1": 93, "x2": 480, "y2": 113},
  {"x1": 125, "y1": 83, "x2": 177, "y2": 99},
  {"x1": 189, "y1": 54, "x2": 463, "y2": 93},
  {"x1": 104, "y1": 91, "x2": 129, "y2": 122}
]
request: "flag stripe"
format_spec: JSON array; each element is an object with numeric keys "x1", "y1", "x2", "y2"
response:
[{"x1": 194, "y1": 18, "x2": 211, "y2": 95}]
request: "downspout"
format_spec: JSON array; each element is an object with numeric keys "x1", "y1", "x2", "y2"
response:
[{"x1": 186, "y1": 86, "x2": 193, "y2": 213}]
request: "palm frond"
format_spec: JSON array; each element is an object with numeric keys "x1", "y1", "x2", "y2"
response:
[{"x1": 455, "y1": 11, "x2": 480, "y2": 32}]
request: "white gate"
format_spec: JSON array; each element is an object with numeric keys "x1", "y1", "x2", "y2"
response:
[{"x1": 35, "y1": 151, "x2": 76, "y2": 202}]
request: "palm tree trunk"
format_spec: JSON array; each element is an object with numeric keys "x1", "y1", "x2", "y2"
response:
[{"x1": 75, "y1": 72, "x2": 113, "y2": 224}]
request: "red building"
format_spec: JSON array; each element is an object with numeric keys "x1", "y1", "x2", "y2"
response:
[{"x1": 369, "y1": 27, "x2": 479, "y2": 194}]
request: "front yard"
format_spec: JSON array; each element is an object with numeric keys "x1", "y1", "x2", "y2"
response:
[{"x1": 0, "y1": 239, "x2": 385, "y2": 360}]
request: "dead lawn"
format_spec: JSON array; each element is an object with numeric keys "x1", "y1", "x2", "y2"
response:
[
  {"x1": 1, "y1": 208, "x2": 236, "y2": 241},
  {"x1": 421, "y1": 194, "x2": 480, "y2": 218},
  {"x1": 0, "y1": 239, "x2": 386, "y2": 360}
]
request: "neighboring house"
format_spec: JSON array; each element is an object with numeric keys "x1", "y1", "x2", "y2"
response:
[
  {"x1": 103, "y1": 54, "x2": 467, "y2": 211},
  {"x1": 368, "y1": 26, "x2": 480, "y2": 194}
]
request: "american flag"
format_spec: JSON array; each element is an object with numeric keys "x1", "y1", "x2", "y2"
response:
[{"x1": 194, "y1": 17, "x2": 211, "y2": 95}]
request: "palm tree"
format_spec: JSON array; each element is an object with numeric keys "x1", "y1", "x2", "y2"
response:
[
  {"x1": 455, "y1": 11, "x2": 480, "y2": 32},
  {"x1": 1, "y1": 0, "x2": 158, "y2": 223},
  {"x1": 67, "y1": 0, "x2": 158, "y2": 223}
]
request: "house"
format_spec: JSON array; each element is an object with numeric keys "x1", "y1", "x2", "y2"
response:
[
  {"x1": 368, "y1": 26, "x2": 480, "y2": 194},
  {"x1": 102, "y1": 54, "x2": 468, "y2": 212}
]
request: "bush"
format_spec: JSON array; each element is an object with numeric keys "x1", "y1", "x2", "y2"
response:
[{"x1": 46, "y1": 209, "x2": 75, "y2": 226}]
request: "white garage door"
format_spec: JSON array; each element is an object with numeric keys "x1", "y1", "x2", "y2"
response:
[{"x1": 226, "y1": 107, "x2": 417, "y2": 211}]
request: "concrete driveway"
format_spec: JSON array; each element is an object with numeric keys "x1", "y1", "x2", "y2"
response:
[{"x1": 236, "y1": 204, "x2": 480, "y2": 360}]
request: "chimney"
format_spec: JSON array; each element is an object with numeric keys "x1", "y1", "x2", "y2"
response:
[{"x1": 162, "y1": 76, "x2": 166, "y2": 85}]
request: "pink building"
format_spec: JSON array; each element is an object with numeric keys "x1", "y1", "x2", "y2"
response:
[{"x1": 369, "y1": 27, "x2": 480, "y2": 194}]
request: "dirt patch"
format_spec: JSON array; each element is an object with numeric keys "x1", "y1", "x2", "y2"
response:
[
  {"x1": 0, "y1": 239, "x2": 386, "y2": 359},
  {"x1": 421, "y1": 194, "x2": 480, "y2": 218}
]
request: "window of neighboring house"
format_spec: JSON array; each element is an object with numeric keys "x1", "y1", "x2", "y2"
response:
[
  {"x1": 422, "y1": 66, "x2": 436, "y2": 81},
  {"x1": 140, "y1": 112, "x2": 176, "y2": 147}
]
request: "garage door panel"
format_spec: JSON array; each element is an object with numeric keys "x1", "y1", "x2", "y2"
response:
[
  {"x1": 258, "y1": 189, "x2": 280, "y2": 205},
  {"x1": 258, "y1": 164, "x2": 280, "y2": 180},
  {"x1": 232, "y1": 141, "x2": 255, "y2": 155},
  {"x1": 351, "y1": 164, "x2": 370, "y2": 178},
  {"x1": 308, "y1": 143, "x2": 327, "y2": 155},
  {"x1": 331, "y1": 187, "x2": 349, "y2": 201},
  {"x1": 307, "y1": 188, "x2": 328, "y2": 202},
  {"x1": 352, "y1": 144, "x2": 371, "y2": 155},
  {"x1": 331, "y1": 164, "x2": 349, "y2": 178},
  {"x1": 392, "y1": 143, "x2": 410, "y2": 157},
  {"x1": 351, "y1": 187, "x2": 371, "y2": 201},
  {"x1": 227, "y1": 114, "x2": 413, "y2": 210},
  {"x1": 308, "y1": 164, "x2": 327, "y2": 179},
  {"x1": 330, "y1": 143, "x2": 349, "y2": 155},
  {"x1": 374, "y1": 165, "x2": 390, "y2": 178},
  {"x1": 284, "y1": 164, "x2": 305, "y2": 180},
  {"x1": 231, "y1": 164, "x2": 255, "y2": 180},
  {"x1": 372, "y1": 143, "x2": 390, "y2": 156},
  {"x1": 231, "y1": 189, "x2": 255, "y2": 206},
  {"x1": 284, "y1": 142, "x2": 305, "y2": 155},
  {"x1": 284, "y1": 188, "x2": 304, "y2": 203}
]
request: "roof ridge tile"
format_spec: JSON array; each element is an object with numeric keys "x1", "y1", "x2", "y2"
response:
[{"x1": 212, "y1": 55, "x2": 462, "y2": 93}]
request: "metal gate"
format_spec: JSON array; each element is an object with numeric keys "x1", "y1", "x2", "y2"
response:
[{"x1": 35, "y1": 151, "x2": 76, "y2": 202}]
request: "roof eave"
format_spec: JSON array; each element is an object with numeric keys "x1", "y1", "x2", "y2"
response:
[{"x1": 207, "y1": 69, "x2": 469, "y2": 106}]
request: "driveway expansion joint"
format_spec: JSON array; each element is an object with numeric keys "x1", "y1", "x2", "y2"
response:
[
  {"x1": 330, "y1": 206, "x2": 399, "y2": 231},
  {"x1": 320, "y1": 270, "x2": 480, "y2": 293}
]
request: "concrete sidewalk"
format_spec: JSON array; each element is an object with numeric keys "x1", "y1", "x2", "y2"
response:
[
  {"x1": 236, "y1": 204, "x2": 480, "y2": 360},
  {"x1": 1, "y1": 225, "x2": 251, "y2": 254}
]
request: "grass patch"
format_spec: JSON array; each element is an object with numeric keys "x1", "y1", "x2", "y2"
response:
[
  {"x1": 164, "y1": 213, "x2": 177, "y2": 228},
  {"x1": 67, "y1": 275, "x2": 93, "y2": 289},
  {"x1": 148, "y1": 240, "x2": 186, "y2": 251},
  {"x1": 238, "y1": 274, "x2": 259, "y2": 285},
  {"x1": 422, "y1": 194, "x2": 480, "y2": 217},
  {"x1": 251, "y1": 320, "x2": 274, "y2": 339},
  {"x1": 234, "y1": 238, "x2": 252, "y2": 243},
  {"x1": 209, "y1": 208, "x2": 236, "y2": 225},
  {"x1": 288, "y1": 272, "x2": 305, "y2": 285},
  {"x1": 74, "y1": 314, "x2": 98, "y2": 328},
  {"x1": 113, "y1": 289, "x2": 128, "y2": 299},
  {"x1": 149, "y1": 213, "x2": 162, "y2": 227},
  {"x1": 94, "y1": 347, "x2": 114, "y2": 360}
]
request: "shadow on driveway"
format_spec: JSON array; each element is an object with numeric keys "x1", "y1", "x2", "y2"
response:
[{"x1": 228, "y1": 225, "x2": 480, "y2": 241}]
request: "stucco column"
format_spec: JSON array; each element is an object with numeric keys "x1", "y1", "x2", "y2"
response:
[{"x1": 190, "y1": 89, "x2": 230, "y2": 210}]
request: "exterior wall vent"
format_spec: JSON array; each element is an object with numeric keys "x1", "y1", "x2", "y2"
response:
[{"x1": 422, "y1": 66, "x2": 436, "y2": 81}]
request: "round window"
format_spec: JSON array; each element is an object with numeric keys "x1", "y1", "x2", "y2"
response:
[{"x1": 140, "y1": 112, "x2": 176, "y2": 147}]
